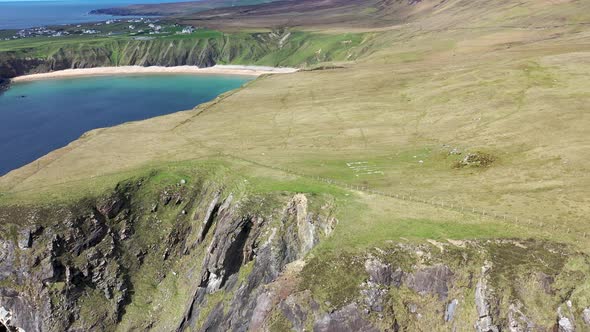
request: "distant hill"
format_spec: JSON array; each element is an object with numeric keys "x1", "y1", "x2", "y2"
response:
[{"x1": 90, "y1": 0, "x2": 278, "y2": 16}]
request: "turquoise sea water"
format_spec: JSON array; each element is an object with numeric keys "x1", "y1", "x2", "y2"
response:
[
  {"x1": 0, "y1": 74, "x2": 252, "y2": 175},
  {"x1": 0, "y1": 0, "x2": 191, "y2": 30}
]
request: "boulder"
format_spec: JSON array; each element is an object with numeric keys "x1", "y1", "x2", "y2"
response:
[
  {"x1": 557, "y1": 306, "x2": 575, "y2": 332},
  {"x1": 583, "y1": 307, "x2": 590, "y2": 326},
  {"x1": 558, "y1": 317, "x2": 574, "y2": 332},
  {"x1": 445, "y1": 299, "x2": 458, "y2": 322}
]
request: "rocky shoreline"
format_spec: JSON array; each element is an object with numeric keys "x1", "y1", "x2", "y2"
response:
[{"x1": 0, "y1": 78, "x2": 9, "y2": 95}]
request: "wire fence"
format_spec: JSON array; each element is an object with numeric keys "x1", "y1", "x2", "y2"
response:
[{"x1": 218, "y1": 153, "x2": 587, "y2": 242}]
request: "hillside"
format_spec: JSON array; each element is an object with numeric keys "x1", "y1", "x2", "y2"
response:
[{"x1": 1, "y1": 0, "x2": 590, "y2": 331}]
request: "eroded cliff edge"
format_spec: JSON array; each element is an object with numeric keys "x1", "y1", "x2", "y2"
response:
[{"x1": 0, "y1": 168, "x2": 589, "y2": 331}]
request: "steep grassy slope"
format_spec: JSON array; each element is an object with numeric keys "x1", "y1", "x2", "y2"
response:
[
  {"x1": 1, "y1": 0, "x2": 590, "y2": 330},
  {"x1": 0, "y1": 29, "x2": 370, "y2": 78}
]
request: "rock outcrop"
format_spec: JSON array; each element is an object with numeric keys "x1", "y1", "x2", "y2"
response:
[
  {"x1": 475, "y1": 262, "x2": 499, "y2": 332},
  {"x1": 0, "y1": 78, "x2": 9, "y2": 95},
  {"x1": 176, "y1": 193, "x2": 336, "y2": 331},
  {"x1": 314, "y1": 303, "x2": 380, "y2": 332},
  {"x1": 0, "y1": 175, "x2": 339, "y2": 331}
]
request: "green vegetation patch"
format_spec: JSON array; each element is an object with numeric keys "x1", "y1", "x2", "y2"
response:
[{"x1": 299, "y1": 250, "x2": 367, "y2": 310}]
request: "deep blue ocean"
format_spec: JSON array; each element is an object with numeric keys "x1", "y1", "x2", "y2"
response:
[
  {"x1": 0, "y1": 0, "x2": 191, "y2": 29},
  {"x1": 0, "y1": 75, "x2": 252, "y2": 175}
]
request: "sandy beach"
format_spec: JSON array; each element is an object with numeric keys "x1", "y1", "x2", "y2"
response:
[{"x1": 11, "y1": 65, "x2": 299, "y2": 82}]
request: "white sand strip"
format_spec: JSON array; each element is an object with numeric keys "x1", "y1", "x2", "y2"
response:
[{"x1": 12, "y1": 65, "x2": 299, "y2": 82}]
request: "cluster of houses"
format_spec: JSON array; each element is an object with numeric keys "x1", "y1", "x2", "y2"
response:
[
  {"x1": 3, "y1": 17, "x2": 199, "y2": 41},
  {"x1": 4, "y1": 26, "x2": 102, "y2": 40},
  {"x1": 6, "y1": 27, "x2": 69, "y2": 39}
]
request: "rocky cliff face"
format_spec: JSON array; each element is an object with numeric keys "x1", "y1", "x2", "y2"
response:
[
  {"x1": 0, "y1": 38, "x2": 227, "y2": 79},
  {"x1": 0, "y1": 171, "x2": 589, "y2": 331},
  {"x1": 0, "y1": 172, "x2": 338, "y2": 331}
]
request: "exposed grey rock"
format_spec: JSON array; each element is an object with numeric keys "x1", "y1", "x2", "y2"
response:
[
  {"x1": 290, "y1": 194, "x2": 315, "y2": 255},
  {"x1": 279, "y1": 294, "x2": 308, "y2": 332},
  {"x1": 200, "y1": 302, "x2": 224, "y2": 332},
  {"x1": 0, "y1": 288, "x2": 44, "y2": 332},
  {"x1": 583, "y1": 307, "x2": 590, "y2": 326},
  {"x1": 507, "y1": 303, "x2": 535, "y2": 332},
  {"x1": 176, "y1": 193, "x2": 337, "y2": 332},
  {"x1": 445, "y1": 299, "x2": 458, "y2": 322},
  {"x1": 363, "y1": 257, "x2": 403, "y2": 288},
  {"x1": 119, "y1": 220, "x2": 132, "y2": 240},
  {"x1": 0, "y1": 239, "x2": 16, "y2": 280},
  {"x1": 558, "y1": 317, "x2": 575, "y2": 332},
  {"x1": 365, "y1": 258, "x2": 392, "y2": 285},
  {"x1": 360, "y1": 281, "x2": 387, "y2": 312},
  {"x1": 0, "y1": 186, "x2": 139, "y2": 331},
  {"x1": 404, "y1": 264, "x2": 453, "y2": 300},
  {"x1": 97, "y1": 196, "x2": 125, "y2": 219},
  {"x1": 474, "y1": 262, "x2": 499, "y2": 332},
  {"x1": 17, "y1": 229, "x2": 32, "y2": 249},
  {"x1": 557, "y1": 306, "x2": 575, "y2": 332},
  {"x1": 195, "y1": 191, "x2": 221, "y2": 244},
  {"x1": 313, "y1": 303, "x2": 379, "y2": 332},
  {"x1": 250, "y1": 291, "x2": 274, "y2": 331}
]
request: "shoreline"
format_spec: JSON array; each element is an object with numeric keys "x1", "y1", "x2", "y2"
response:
[
  {"x1": 11, "y1": 65, "x2": 299, "y2": 83},
  {"x1": 0, "y1": 78, "x2": 9, "y2": 94}
]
